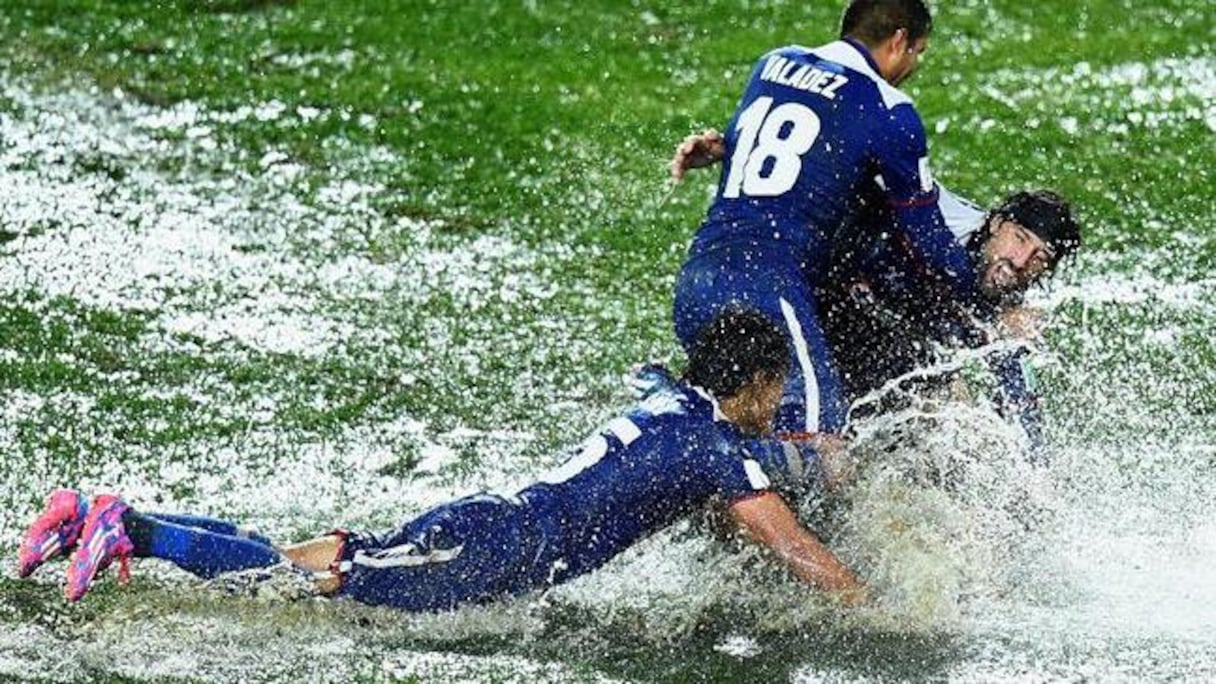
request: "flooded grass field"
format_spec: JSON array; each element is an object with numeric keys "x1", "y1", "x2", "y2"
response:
[{"x1": 1, "y1": 1, "x2": 1214, "y2": 681}]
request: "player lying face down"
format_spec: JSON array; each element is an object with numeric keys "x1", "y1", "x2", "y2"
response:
[{"x1": 19, "y1": 308, "x2": 867, "y2": 611}]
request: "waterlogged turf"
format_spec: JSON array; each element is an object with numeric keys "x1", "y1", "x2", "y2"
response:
[{"x1": 1, "y1": 1, "x2": 1214, "y2": 682}]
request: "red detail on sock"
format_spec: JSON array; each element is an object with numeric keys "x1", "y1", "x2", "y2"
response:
[
  {"x1": 777, "y1": 432, "x2": 818, "y2": 442},
  {"x1": 117, "y1": 555, "x2": 131, "y2": 585}
]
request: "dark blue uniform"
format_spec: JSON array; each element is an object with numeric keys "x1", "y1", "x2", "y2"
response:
[
  {"x1": 334, "y1": 383, "x2": 817, "y2": 612},
  {"x1": 675, "y1": 40, "x2": 982, "y2": 436},
  {"x1": 820, "y1": 186, "x2": 1047, "y2": 456}
]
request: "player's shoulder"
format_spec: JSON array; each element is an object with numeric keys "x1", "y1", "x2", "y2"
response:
[
  {"x1": 624, "y1": 382, "x2": 710, "y2": 443},
  {"x1": 639, "y1": 385, "x2": 735, "y2": 445},
  {"x1": 804, "y1": 40, "x2": 914, "y2": 111},
  {"x1": 759, "y1": 44, "x2": 812, "y2": 61}
]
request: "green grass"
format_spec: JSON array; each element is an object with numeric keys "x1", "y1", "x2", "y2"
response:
[
  {"x1": 1, "y1": 1, "x2": 1214, "y2": 682},
  {"x1": 4, "y1": 1, "x2": 1210, "y2": 252}
]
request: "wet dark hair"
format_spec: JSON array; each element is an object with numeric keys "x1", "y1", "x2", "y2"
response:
[
  {"x1": 685, "y1": 308, "x2": 790, "y2": 399},
  {"x1": 840, "y1": 0, "x2": 933, "y2": 47},
  {"x1": 992, "y1": 190, "x2": 1083, "y2": 269}
]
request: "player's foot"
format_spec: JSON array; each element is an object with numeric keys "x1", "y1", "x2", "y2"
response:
[
  {"x1": 17, "y1": 489, "x2": 89, "y2": 578},
  {"x1": 64, "y1": 494, "x2": 135, "y2": 602}
]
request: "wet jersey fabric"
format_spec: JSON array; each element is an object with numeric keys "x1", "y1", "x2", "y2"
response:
[
  {"x1": 335, "y1": 383, "x2": 787, "y2": 611},
  {"x1": 819, "y1": 187, "x2": 1046, "y2": 456},
  {"x1": 673, "y1": 243, "x2": 847, "y2": 433},
  {"x1": 688, "y1": 39, "x2": 978, "y2": 300},
  {"x1": 675, "y1": 40, "x2": 981, "y2": 436}
]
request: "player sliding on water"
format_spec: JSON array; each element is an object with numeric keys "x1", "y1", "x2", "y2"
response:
[{"x1": 19, "y1": 309, "x2": 866, "y2": 611}]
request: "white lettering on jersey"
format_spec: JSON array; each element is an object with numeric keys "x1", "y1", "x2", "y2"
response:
[
  {"x1": 809, "y1": 40, "x2": 912, "y2": 109},
  {"x1": 821, "y1": 74, "x2": 849, "y2": 98},
  {"x1": 761, "y1": 55, "x2": 788, "y2": 81},
  {"x1": 759, "y1": 55, "x2": 849, "y2": 100}
]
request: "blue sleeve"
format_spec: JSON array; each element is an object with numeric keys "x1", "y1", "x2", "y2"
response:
[
  {"x1": 706, "y1": 440, "x2": 776, "y2": 503},
  {"x1": 988, "y1": 347, "x2": 1048, "y2": 463},
  {"x1": 739, "y1": 439, "x2": 826, "y2": 495},
  {"x1": 874, "y1": 105, "x2": 982, "y2": 306}
]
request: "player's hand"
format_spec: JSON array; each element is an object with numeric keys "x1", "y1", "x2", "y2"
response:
[
  {"x1": 624, "y1": 363, "x2": 677, "y2": 400},
  {"x1": 808, "y1": 434, "x2": 858, "y2": 490},
  {"x1": 670, "y1": 128, "x2": 725, "y2": 182},
  {"x1": 779, "y1": 432, "x2": 856, "y2": 489},
  {"x1": 836, "y1": 583, "x2": 871, "y2": 608},
  {"x1": 998, "y1": 306, "x2": 1045, "y2": 343}
]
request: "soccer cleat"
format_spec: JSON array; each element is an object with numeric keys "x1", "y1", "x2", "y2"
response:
[
  {"x1": 17, "y1": 489, "x2": 89, "y2": 578},
  {"x1": 64, "y1": 494, "x2": 135, "y2": 602}
]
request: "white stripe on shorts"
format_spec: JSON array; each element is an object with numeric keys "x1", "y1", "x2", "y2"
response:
[
  {"x1": 779, "y1": 297, "x2": 820, "y2": 433},
  {"x1": 352, "y1": 544, "x2": 465, "y2": 569}
]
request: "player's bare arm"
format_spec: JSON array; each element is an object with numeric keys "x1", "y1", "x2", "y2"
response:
[{"x1": 728, "y1": 490, "x2": 867, "y2": 604}]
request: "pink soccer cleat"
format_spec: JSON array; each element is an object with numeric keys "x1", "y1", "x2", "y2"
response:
[
  {"x1": 64, "y1": 494, "x2": 135, "y2": 602},
  {"x1": 17, "y1": 489, "x2": 89, "y2": 578}
]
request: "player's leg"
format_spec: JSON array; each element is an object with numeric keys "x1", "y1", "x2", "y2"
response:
[
  {"x1": 334, "y1": 493, "x2": 545, "y2": 612},
  {"x1": 146, "y1": 512, "x2": 274, "y2": 547},
  {"x1": 768, "y1": 284, "x2": 848, "y2": 435},
  {"x1": 19, "y1": 492, "x2": 273, "y2": 579},
  {"x1": 122, "y1": 510, "x2": 282, "y2": 579},
  {"x1": 63, "y1": 495, "x2": 285, "y2": 601}
]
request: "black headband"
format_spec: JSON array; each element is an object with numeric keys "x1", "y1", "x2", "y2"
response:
[{"x1": 996, "y1": 191, "x2": 1082, "y2": 264}]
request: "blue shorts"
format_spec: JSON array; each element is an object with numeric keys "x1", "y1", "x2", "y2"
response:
[
  {"x1": 673, "y1": 244, "x2": 846, "y2": 434},
  {"x1": 335, "y1": 493, "x2": 549, "y2": 612}
]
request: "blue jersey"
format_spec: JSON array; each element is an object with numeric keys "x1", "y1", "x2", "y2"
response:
[
  {"x1": 336, "y1": 382, "x2": 817, "y2": 611},
  {"x1": 820, "y1": 188, "x2": 1047, "y2": 456},
  {"x1": 517, "y1": 382, "x2": 786, "y2": 583},
  {"x1": 690, "y1": 40, "x2": 979, "y2": 304}
]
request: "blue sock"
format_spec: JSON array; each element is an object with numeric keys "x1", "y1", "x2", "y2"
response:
[
  {"x1": 147, "y1": 512, "x2": 274, "y2": 547},
  {"x1": 124, "y1": 511, "x2": 282, "y2": 579}
]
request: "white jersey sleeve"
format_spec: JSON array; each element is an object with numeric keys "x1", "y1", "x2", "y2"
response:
[{"x1": 937, "y1": 184, "x2": 986, "y2": 242}]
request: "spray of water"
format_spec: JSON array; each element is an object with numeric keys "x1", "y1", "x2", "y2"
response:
[{"x1": 3, "y1": 63, "x2": 1215, "y2": 680}]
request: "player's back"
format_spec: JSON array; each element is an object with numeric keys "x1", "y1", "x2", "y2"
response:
[
  {"x1": 515, "y1": 383, "x2": 770, "y2": 583},
  {"x1": 691, "y1": 40, "x2": 920, "y2": 281}
]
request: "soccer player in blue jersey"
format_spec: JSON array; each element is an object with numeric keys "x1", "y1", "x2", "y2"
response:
[
  {"x1": 820, "y1": 188, "x2": 1081, "y2": 457},
  {"x1": 673, "y1": 0, "x2": 976, "y2": 440},
  {"x1": 675, "y1": 125, "x2": 1081, "y2": 455},
  {"x1": 18, "y1": 309, "x2": 867, "y2": 611}
]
